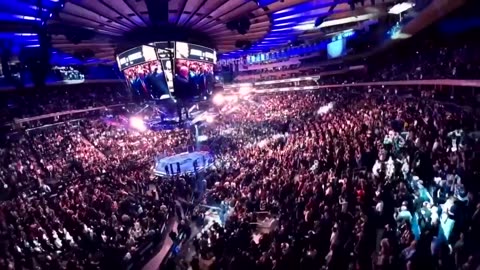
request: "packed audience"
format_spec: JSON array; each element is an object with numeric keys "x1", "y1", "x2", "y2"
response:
[
  {"x1": 182, "y1": 87, "x2": 480, "y2": 270},
  {"x1": 0, "y1": 82, "x2": 129, "y2": 123},
  {"x1": 230, "y1": 40, "x2": 480, "y2": 83},
  {"x1": 0, "y1": 112, "x2": 195, "y2": 269},
  {"x1": 0, "y1": 32, "x2": 479, "y2": 270}
]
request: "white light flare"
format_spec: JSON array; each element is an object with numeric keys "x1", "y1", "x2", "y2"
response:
[
  {"x1": 317, "y1": 102, "x2": 334, "y2": 115},
  {"x1": 129, "y1": 116, "x2": 147, "y2": 132},
  {"x1": 213, "y1": 94, "x2": 225, "y2": 106},
  {"x1": 388, "y1": 2, "x2": 415, "y2": 15},
  {"x1": 205, "y1": 116, "x2": 215, "y2": 123},
  {"x1": 239, "y1": 86, "x2": 251, "y2": 96}
]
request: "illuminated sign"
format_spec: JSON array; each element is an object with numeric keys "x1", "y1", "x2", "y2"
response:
[
  {"x1": 332, "y1": 29, "x2": 355, "y2": 42},
  {"x1": 118, "y1": 42, "x2": 216, "y2": 70},
  {"x1": 117, "y1": 47, "x2": 143, "y2": 70},
  {"x1": 117, "y1": 46, "x2": 157, "y2": 70},
  {"x1": 175, "y1": 42, "x2": 216, "y2": 63},
  {"x1": 152, "y1": 41, "x2": 174, "y2": 59}
]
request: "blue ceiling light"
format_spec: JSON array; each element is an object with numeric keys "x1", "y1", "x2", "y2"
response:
[
  {"x1": 0, "y1": 3, "x2": 48, "y2": 18},
  {"x1": 20, "y1": 16, "x2": 40, "y2": 21},
  {"x1": 257, "y1": 0, "x2": 277, "y2": 6},
  {"x1": 15, "y1": 33, "x2": 37, "y2": 36},
  {"x1": 30, "y1": 6, "x2": 48, "y2": 12},
  {"x1": 271, "y1": 27, "x2": 293, "y2": 32},
  {"x1": 223, "y1": 0, "x2": 347, "y2": 60},
  {"x1": 51, "y1": 51, "x2": 83, "y2": 66},
  {"x1": 273, "y1": 14, "x2": 303, "y2": 22},
  {"x1": 260, "y1": 40, "x2": 285, "y2": 43},
  {"x1": 273, "y1": 8, "x2": 294, "y2": 15},
  {"x1": 0, "y1": 1, "x2": 64, "y2": 58},
  {"x1": 223, "y1": 2, "x2": 337, "y2": 58},
  {"x1": 292, "y1": 20, "x2": 317, "y2": 31},
  {"x1": 274, "y1": 21, "x2": 298, "y2": 27},
  {"x1": 263, "y1": 37, "x2": 290, "y2": 40},
  {"x1": 274, "y1": 7, "x2": 334, "y2": 24}
]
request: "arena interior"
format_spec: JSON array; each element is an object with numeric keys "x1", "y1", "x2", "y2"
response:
[{"x1": 0, "y1": 0, "x2": 480, "y2": 270}]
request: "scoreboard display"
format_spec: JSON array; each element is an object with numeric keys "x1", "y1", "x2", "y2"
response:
[
  {"x1": 175, "y1": 42, "x2": 216, "y2": 63},
  {"x1": 116, "y1": 45, "x2": 157, "y2": 70}
]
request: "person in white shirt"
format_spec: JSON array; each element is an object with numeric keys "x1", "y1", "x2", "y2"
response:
[
  {"x1": 447, "y1": 129, "x2": 464, "y2": 152},
  {"x1": 372, "y1": 159, "x2": 382, "y2": 178}
]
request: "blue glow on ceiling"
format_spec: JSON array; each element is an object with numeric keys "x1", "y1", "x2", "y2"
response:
[
  {"x1": 221, "y1": 0, "x2": 345, "y2": 59},
  {"x1": 0, "y1": 1, "x2": 103, "y2": 66},
  {"x1": 50, "y1": 50, "x2": 109, "y2": 66},
  {"x1": 257, "y1": 0, "x2": 277, "y2": 7},
  {"x1": 271, "y1": 0, "x2": 347, "y2": 20},
  {"x1": 0, "y1": 1, "x2": 61, "y2": 20},
  {"x1": 273, "y1": 8, "x2": 294, "y2": 15},
  {"x1": 274, "y1": 21, "x2": 298, "y2": 27},
  {"x1": 51, "y1": 51, "x2": 83, "y2": 65}
]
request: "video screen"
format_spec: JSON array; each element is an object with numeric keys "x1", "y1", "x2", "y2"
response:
[
  {"x1": 52, "y1": 66, "x2": 85, "y2": 84},
  {"x1": 175, "y1": 42, "x2": 216, "y2": 63},
  {"x1": 117, "y1": 45, "x2": 157, "y2": 70},
  {"x1": 160, "y1": 59, "x2": 174, "y2": 93},
  {"x1": 151, "y1": 41, "x2": 174, "y2": 59},
  {"x1": 123, "y1": 60, "x2": 171, "y2": 99},
  {"x1": 173, "y1": 59, "x2": 214, "y2": 99},
  {"x1": 327, "y1": 38, "x2": 346, "y2": 59},
  {"x1": 117, "y1": 42, "x2": 216, "y2": 99}
]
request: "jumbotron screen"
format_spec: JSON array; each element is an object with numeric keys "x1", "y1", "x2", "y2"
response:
[
  {"x1": 116, "y1": 42, "x2": 216, "y2": 99},
  {"x1": 175, "y1": 42, "x2": 216, "y2": 63},
  {"x1": 122, "y1": 59, "x2": 170, "y2": 98},
  {"x1": 173, "y1": 59, "x2": 214, "y2": 99}
]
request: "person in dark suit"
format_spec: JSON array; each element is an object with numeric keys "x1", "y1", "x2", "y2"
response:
[
  {"x1": 129, "y1": 73, "x2": 143, "y2": 97},
  {"x1": 173, "y1": 65, "x2": 192, "y2": 99},
  {"x1": 145, "y1": 68, "x2": 169, "y2": 97}
]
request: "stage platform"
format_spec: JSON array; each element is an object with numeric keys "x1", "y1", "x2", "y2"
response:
[{"x1": 154, "y1": 151, "x2": 214, "y2": 176}]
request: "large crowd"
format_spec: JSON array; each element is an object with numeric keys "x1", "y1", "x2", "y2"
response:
[
  {"x1": 0, "y1": 32, "x2": 478, "y2": 270},
  {"x1": 0, "y1": 115, "x2": 195, "y2": 269},
  {"x1": 0, "y1": 82, "x2": 129, "y2": 124},
  {"x1": 231, "y1": 39, "x2": 480, "y2": 83},
  {"x1": 186, "y1": 87, "x2": 479, "y2": 270}
]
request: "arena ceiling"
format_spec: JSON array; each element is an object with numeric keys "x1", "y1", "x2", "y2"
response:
[{"x1": 0, "y1": 0, "x2": 464, "y2": 65}]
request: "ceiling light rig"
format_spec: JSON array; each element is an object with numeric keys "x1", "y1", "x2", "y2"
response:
[
  {"x1": 314, "y1": 0, "x2": 340, "y2": 27},
  {"x1": 47, "y1": 0, "x2": 66, "y2": 23}
]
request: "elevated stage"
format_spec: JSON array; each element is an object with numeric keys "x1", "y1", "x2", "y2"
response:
[{"x1": 154, "y1": 151, "x2": 214, "y2": 176}]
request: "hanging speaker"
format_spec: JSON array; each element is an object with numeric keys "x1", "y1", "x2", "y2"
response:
[{"x1": 145, "y1": 0, "x2": 169, "y2": 25}]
